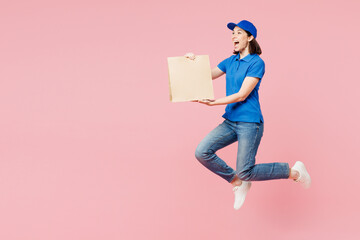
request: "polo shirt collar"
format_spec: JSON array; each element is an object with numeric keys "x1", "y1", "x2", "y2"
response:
[{"x1": 235, "y1": 53, "x2": 256, "y2": 62}]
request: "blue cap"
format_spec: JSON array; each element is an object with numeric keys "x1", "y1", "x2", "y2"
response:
[{"x1": 227, "y1": 20, "x2": 257, "y2": 39}]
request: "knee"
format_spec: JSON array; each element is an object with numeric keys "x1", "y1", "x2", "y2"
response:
[
  {"x1": 195, "y1": 144, "x2": 212, "y2": 161},
  {"x1": 195, "y1": 145, "x2": 205, "y2": 161}
]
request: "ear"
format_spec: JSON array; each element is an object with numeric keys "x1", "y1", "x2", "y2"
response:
[{"x1": 248, "y1": 35, "x2": 254, "y2": 42}]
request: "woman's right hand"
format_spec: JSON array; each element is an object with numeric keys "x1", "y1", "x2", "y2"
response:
[{"x1": 184, "y1": 52, "x2": 196, "y2": 60}]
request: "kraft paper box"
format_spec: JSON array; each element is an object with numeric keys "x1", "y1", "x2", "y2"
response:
[{"x1": 167, "y1": 55, "x2": 214, "y2": 102}]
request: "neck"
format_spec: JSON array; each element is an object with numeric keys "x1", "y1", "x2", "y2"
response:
[{"x1": 239, "y1": 47, "x2": 250, "y2": 59}]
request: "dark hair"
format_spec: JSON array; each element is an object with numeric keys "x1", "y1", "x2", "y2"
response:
[{"x1": 233, "y1": 30, "x2": 262, "y2": 55}]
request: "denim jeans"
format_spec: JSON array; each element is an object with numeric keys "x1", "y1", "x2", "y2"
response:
[{"x1": 195, "y1": 119, "x2": 290, "y2": 183}]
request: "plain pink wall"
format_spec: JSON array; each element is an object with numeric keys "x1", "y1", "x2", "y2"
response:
[{"x1": 0, "y1": 0, "x2": 359, "y2": 239}]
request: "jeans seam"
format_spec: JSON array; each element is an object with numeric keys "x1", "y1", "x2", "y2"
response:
[
  {"x1": 236, "y1": 127, "x2": 259, "y2": 178},
  {"x1": 250, "y1": 127, "x2": 259, "y2": 160}
]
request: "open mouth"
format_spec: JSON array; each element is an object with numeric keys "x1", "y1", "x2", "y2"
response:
[{"x1": 234, "y1": 41, "x2": 239, "y2": 47}]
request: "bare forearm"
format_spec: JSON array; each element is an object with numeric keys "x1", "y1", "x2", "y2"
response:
[{"x1": 212, "y1": 93, "x2": 245, "y2": 105}]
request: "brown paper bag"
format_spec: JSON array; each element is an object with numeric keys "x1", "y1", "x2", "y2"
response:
[{"x1": 167, "y1": 55, "x2": 214, "y2": 102}]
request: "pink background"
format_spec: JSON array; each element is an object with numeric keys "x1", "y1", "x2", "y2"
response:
[{"x1": 1, "y1": 0, "x2": 359, "y2": 239}]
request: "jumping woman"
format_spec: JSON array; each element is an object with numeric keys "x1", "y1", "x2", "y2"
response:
[{"x1": 185, "y1": 20, "x2": 311, "y2": 210}]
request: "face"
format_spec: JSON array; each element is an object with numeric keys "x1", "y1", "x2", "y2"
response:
[{"x1": 232, "y1": 26, "x2": 253, "y2": 52}]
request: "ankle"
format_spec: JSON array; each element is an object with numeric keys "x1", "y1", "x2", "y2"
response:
[
  {"x1": 289, "y1": 168, "x2": 300, "y2": 180},
  {"x1": 231, "y1": 176, "x2": 242, "y2": 187}
]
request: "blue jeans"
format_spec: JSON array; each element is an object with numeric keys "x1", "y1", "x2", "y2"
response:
[{"x1": 195, "y1": 119, "x2": 290, "y2": 183}]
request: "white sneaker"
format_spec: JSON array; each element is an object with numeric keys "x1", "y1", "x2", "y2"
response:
[
  {"x1": 292, "y1": 161, "x2": 311, "y2": 189},
  {"x1": 233, "y1": 181, "x2": 252, "y2": 210}
]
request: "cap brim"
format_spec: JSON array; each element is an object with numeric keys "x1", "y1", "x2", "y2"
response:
[{"x1": 227, "y1": 22, "x2": 237, "y2": 30}]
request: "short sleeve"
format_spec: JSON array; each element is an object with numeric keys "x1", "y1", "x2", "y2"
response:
[
  {"x1": 217, "y1": 57, "x2": 229, "y2": 73},
  {"x1": 246, "y1": 59, "x2": 265, "y2": 79}
]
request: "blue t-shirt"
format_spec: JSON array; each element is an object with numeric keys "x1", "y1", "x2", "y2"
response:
[{"x1": 217, "y1": 53, "x2": 265, "y2": 123}]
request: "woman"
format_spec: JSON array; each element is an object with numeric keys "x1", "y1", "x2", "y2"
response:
[{"x1": 185, "y1": 20, "x2": 311, "y2": 210}]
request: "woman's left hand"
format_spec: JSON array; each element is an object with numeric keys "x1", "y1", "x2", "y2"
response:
[{"x1": 192, "y1": 99, "x2": 216, "y2": 106}]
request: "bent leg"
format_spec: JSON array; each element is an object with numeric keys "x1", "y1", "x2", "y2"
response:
[
  {"x1": 236, "y1": 122, "x2": 290, "y2": 181},
  {"x1": 195, "y1": 120, "x2": 238, "y2": 183}
]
